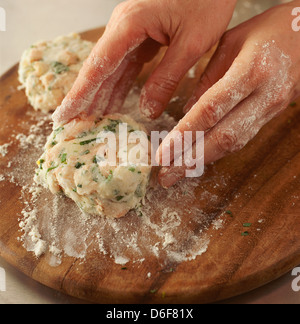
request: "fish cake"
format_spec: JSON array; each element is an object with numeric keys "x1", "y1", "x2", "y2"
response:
[{"x1": 35, "y1": 114, "x2": 152, "y2": 218}]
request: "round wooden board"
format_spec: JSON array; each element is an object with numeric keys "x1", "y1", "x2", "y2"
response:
[{"x1": 0, "y1": 27, "x2": 300, "y2": 304}]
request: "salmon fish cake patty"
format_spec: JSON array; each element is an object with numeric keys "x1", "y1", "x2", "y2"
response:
[
  {"x1": 18, "y1": 33, "x2": 95, "y2": 113},
  {"x1": 35, "y1": 114, "x2": 152, "y2": 218}
]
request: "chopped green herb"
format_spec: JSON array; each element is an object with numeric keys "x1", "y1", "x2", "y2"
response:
[
  {"x1": 290, "y1": 102, "x2": 297, "y2": 107},
  {"x1": 226, "y1": 210, "x2": 233, "y2": 217},
  {"x1": 103, "y1": 119, "x2": 121, "y2": 133},
  {"x1": 79, "y1": 138, "x2": 97, "y2": 146},
  {"x1": 51, "y1": 141, "x2": 57, "y2": 147},
  {"x1": 75, "y1": 162, "x2": 85, "y2": 169},
  {"x1": 150, "y1": 289, "x2": 158, "y2": 294},
  {"x1": 135, "y1": 184, "x2": 143, "y2": 198},
  {"x1": 241, "y1": 231, "x2": 249, "y2": 236},
  {"x1": 121, "y1": 267, "x2": 127, "y2": 270},
  {"x1": 106, "y1": 170, "x2": 113, "y2": 181},
  {"x1": 116, "y1": 196, "x2": 124, "y2": 201},
  {"x1": 54, "y1": 126, "x2": 64, "y2": 133},
  {"x1": 72, "y1": 187, "x2": 77, "y2": 193},
  {"x1": 53, "y1": 127, "x2": 64, "y2": 140},
  {"x1": 77, "y1": 184, "x2": 83, "y2": 188},
  {"x1": 82, "y1": 150, "x2": 90, "y2": 155},
  {"x1": 93, "y1": 155, "x2": 105, "y2": 164},
  {"x1": 77, "y1": 131, "x2": 88, "y2": 139},
  {"x1": 129, "y1": 167, "x2": 136, "y2": 172},
  {"x1": 60, "y1": 153, "x2": 67, "y2": 164},
  {"x1": 51, "y1": 61, "x2": 69, "y2": 74},
  {"x1": 94, "y1": 118, "x2": 103, "y2": 125},
  {"x1": 243, "y1": 223, "x2": 252, "y2": 228},
  {"x1": 38, "y1": 159, "x2": 45, "y2": 170},
  {"x1": 47, "y1": 165, "x2": 58, "y2": 173}
]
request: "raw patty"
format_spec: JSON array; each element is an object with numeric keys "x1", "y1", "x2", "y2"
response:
[
  {"x1": 18, "y1": 33, "x2": 95, "y2": 113},
  {"x1": 35, "y1": 114, "x2": 152, "y2": 218}
]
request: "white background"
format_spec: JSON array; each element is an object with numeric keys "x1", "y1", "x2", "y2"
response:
[{"x1": 0, "y1": 0, "x2": 299, "y2": 304}]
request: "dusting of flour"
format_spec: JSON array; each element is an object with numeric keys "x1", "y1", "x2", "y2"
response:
[{"x1": 1, "y1": 87, "x2": 225, "y2": 268}]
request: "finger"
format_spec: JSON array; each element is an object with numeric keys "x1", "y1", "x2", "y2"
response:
[
  {"x1": 85, "y1": 57, "x2": 132, "y2": 117},
  {"x1": 104, "y1": 61, "x2": 144, "y2": 115},
  {"x1": 158, "y1": 92, "x2": 286, "y2": 188},
  {"x1": 158, "y1": 131, "x2": 205, "y2": 188},
  {"x1": 156, "y1": 54, "x2": 255, "y2": 165},
  {"x1": 104, "y1": 39, "x2": 162, "y2": 114},
  {"x1": 158, "y1": 165, "x2": 186, "y2": 189},
  {"x1": 183, "y1": 41, "x2": 234, "y2": 114},
  {"x1": 140, "y1": 37, "x2": 205, "y2": 120},
  {"x1": 183, "y1": 30, "x2": 245, "y2": 114},
  {"x1": 52, "y1": 18, "x2": 147, "y2": 125}
]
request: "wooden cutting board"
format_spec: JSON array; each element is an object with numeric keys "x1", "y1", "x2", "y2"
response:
[{"x1": 0, "y1": 27, "x2": 300, "y2": 304}]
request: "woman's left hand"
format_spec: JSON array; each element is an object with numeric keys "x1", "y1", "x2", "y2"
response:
[{"x1": 157, "y1": 1, "x2": 300, "y2": 188}]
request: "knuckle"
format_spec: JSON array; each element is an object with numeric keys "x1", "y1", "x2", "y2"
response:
[
  {"x1": 199, "y1": 104, "x2": 220, "y2": 129},
  {"x1": 184, "y1": 40, "x2": 203, "y2": 58},
  {"x1": 112, "y1": 1, "x2": 130, "y2": 16},
  {"x1": 213, "y1": 129, "x2": 239, "y2": 154},
  {"x1": 111, "y1": 3, "x2": 126, "y2": 20},
  {"x1": 151, "y1": 76, "x2": 179, "y2": 96},
  {"x1": 112, "y1": 0, "x2": 144, "y2": 19},
  {"x1": 271, "y1": 87, "x2": 290, "y2": 106}
]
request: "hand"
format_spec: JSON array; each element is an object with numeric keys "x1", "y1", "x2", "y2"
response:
[
  {"x1": 158, "y1": 1, "x2": 300, "y2": 188},
  {"x1": 52, "y1": 0, "x2": 237, "y2": 125}
]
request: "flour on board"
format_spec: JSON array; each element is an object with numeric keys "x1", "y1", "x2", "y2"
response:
[
  {"x1": 0, "y1": 143, "x2": 11, "y2": 157},
  {"x1": 1, "y1": 87, "x2": 226, "y2": 268}
]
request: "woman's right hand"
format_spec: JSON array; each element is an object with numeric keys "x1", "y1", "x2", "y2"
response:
[{"x1": 52, "y1": 0, "x2": 237, "y2": 125}]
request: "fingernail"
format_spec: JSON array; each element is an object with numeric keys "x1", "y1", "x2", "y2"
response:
[
  {"x1": 158, "y1": 167, "x2": 185, "y2": 188},
  {"x1": 140, "y1": 98, "x2": 163, "y2": 120},
  {"x1": 140, "y1": 89, "x2": 163, "y2": 120}
]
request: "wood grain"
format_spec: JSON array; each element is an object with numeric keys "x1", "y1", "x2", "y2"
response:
[{"x1": 0, "y1": 27, "x2": 300, "y2": 304}]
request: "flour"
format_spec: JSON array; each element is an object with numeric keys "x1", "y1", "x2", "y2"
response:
[
  {"x1": 212, "y1": 216, "x2": 225, "y2": 230},
  {"x1": 0, "y1": 87, "x2": 227, "y2": 269},
  {"x1": 114, "y1": 256, "x2": 130, "y2": 265},
  {"x1": 0, "y1": 143, "x2": 11, "y2": 157}
]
